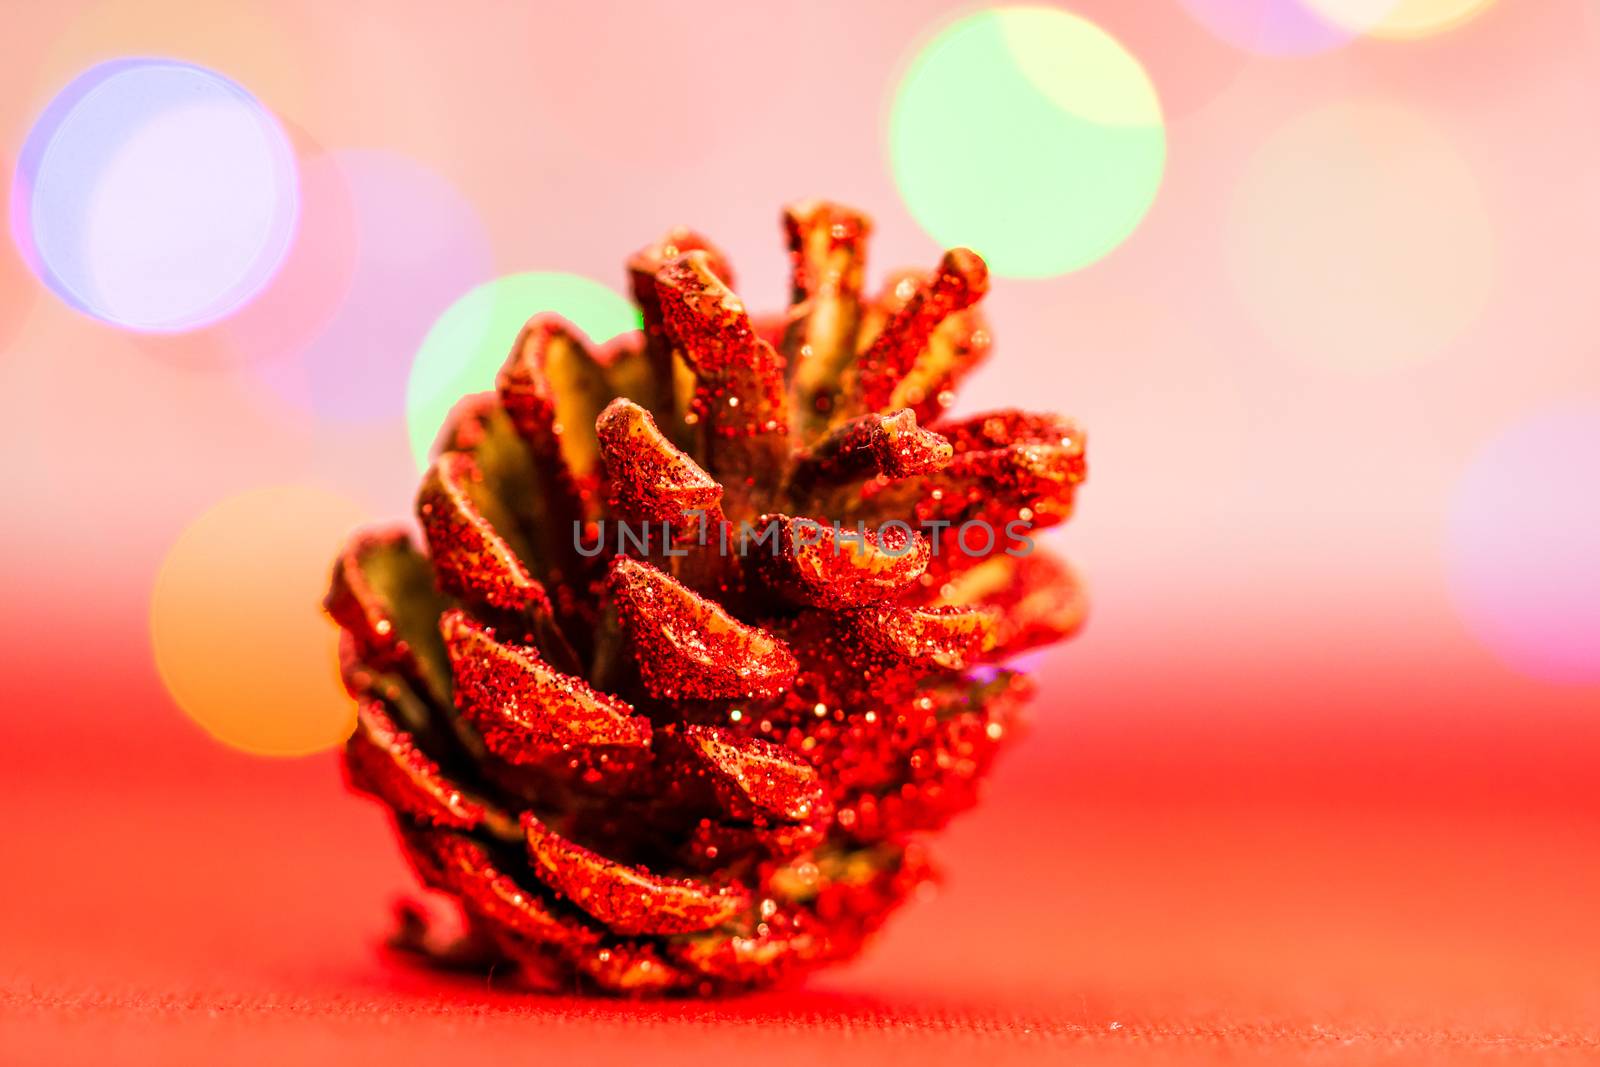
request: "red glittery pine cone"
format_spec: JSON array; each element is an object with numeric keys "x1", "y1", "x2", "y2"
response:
[{"x1": 325, "y1": 201, "x2": 1088, "y2": 995}]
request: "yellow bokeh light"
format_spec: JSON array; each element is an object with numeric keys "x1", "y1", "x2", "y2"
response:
[
  {"x1": 1227, "y1": 99, "x2": 1493, "y2": 373},
  {"x1": 1306, "y1": 0, "x2": 1497, "y2": 38},
  {"x1": 150, "y1": 484, "x2": 368, "y2": 757},
  {"x1": 998, "y1": 8, "x2": 1163, "y2": 128}
]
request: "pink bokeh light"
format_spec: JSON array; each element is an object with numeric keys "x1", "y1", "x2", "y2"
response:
[
  {"x1": 1446, "y1": 401, "x2": 1600, "y2": 684},
  {"x1": 1176, "y1": 0, "x2": 1361, "y2": 55},
  {"x1": 252, "y1": 148, "x2": 493, "y2": 423}
]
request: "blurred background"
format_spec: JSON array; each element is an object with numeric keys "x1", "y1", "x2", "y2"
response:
[{"x1": 3, "y1": 0, "x2": 1598, "y2": 1059}]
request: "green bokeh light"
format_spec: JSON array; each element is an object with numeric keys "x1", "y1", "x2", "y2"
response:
[
  {"x1": 406, "y1": 272, "x2": 640, "y2": 470},
  {"x1": 890, "y1": 7, "x2": 1166, "y2": 278}
]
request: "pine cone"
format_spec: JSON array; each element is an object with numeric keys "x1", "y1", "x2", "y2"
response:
[{"x1": 325, "y1": 201, "x2": 1088, "y2": 995}]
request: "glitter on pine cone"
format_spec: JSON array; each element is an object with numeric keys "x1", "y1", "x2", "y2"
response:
[{"x1": 326, "y1": 200, "x2": 1089, "y2": 996}]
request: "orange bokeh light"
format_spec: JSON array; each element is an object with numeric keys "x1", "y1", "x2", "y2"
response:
[{"x1": 149, "y1": 484, "x2": 367, "y2": 756}]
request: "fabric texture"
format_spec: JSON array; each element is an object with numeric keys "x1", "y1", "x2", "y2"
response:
[{"x1": 5, "y1": 691, "x2": 1597, "y2": 1066}]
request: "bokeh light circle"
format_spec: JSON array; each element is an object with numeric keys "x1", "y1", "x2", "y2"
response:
[
  {"x1": 406, "y1": 272, "x2": 640, "y2": 470},
  {"x1": 150, "y1": 484, "x2": 366, "y2": 756},
  {"x1": 253, "y1": 149, "x2": 492, "y2": 423},
  {"x1": 1185, "y1": 0, "x2": 1496, "y2": 50},
  {"x1": 13, "y1": 58, "x2": 298, "y2": 331},
  {"x1": 111, "y1": 132, "x2": 362, "y2": 377},
  {"x1": 198, "y1": 138, "x2": 361, "y2": 373},
  {"x1": 889, "y1": 7, "x2": 1166, "y2": 278},
  {"x1": 1227, "y1": 100, "x2": 1492, "y2": 372},
  {"x1": 1177, "y1": 0, "x2": 1368, "y2": 55},
  {"x1": 1445, "y1": 402, "x2": 1600, "y2": 685},
  {"x1": 1306, "y1": 0, "x2": 1497, "y2": 38}
]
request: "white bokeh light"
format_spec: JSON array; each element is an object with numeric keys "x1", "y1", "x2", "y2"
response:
[{"x1": 14, "y1": 59, "x2": 298, "y2": 332}]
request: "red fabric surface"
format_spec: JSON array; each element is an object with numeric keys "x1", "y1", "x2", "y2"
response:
[
  {"x1": 6, "y1": 651, "x2": 1599, "y2": 1064},
  {"x1": 3, "y1": 630, "x2": 1600, "y2": 1062}
]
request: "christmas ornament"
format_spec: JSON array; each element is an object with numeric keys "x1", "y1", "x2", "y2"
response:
[{"x1": 326, "y1": 201, "x2": 1088, "y2": 994}]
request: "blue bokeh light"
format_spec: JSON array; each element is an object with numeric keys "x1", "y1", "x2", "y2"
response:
[{"x1": 12, "y1": 58, "x2": 299, "y2": 332}]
